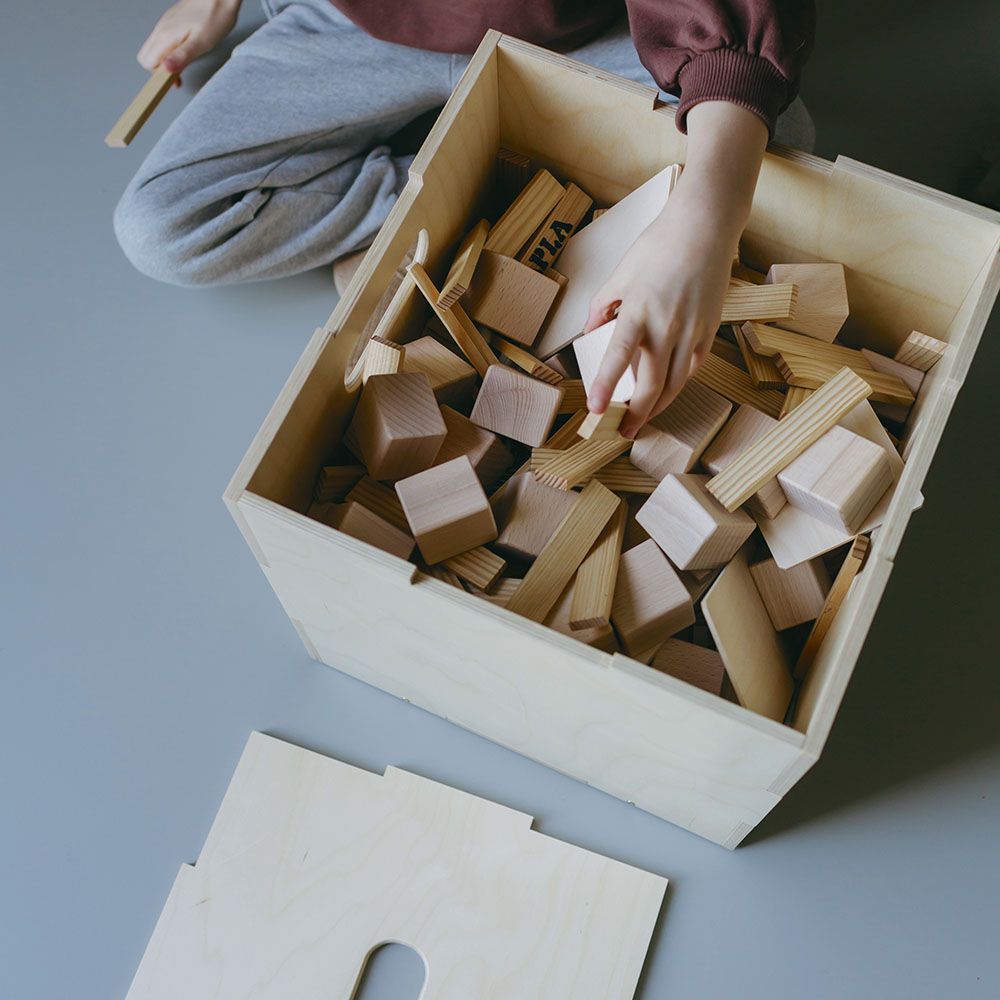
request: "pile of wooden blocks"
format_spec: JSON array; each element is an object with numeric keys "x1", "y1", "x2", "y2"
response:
[{"x1": 310, "y1": 149, "x2": 947, "y2": 723}]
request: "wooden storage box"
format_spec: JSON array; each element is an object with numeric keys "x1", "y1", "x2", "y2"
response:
[{"x1": 225, "y1": 33, "x2": 1000, "y2": 848}]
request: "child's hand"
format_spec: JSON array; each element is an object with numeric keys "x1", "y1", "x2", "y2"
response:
[
  {"x1": 138, "y1": 0, "x2": 241, "y2": 76},
  {"x1": 584, "y1": 101, "x2": 769, "y2": 440}
]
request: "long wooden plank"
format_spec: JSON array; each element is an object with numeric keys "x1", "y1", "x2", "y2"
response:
[
  {"x1": 780, "y1": 385, "x2": 813, "y2": 418},
  {"x1": 519, "y1": 183, "x2": 594, "y2": 272},
  {"x1": 485, "y1": 169, "x2": 565, "y2": 256},
  {"x1": 409, "y1": 262, "x2": 497, "y2": 376},
  {"x1": 492, "y1": 337, "x2": 563, "y2": 384},
  {"x1": 441, "y1": 546, "x2": 507, "y2": 590},
  {"x1": 534, "y1": 435, "x2": 632, "y2": 490},
  {"x1": 505, "y1": 481, "x2": 620, "y2": 622},
  {"x1": 105, "y1": 66, "x2": 177, "y2": 147},
  {"x1": 734, "y1": 324, "x2": 784, "y2": 389},
  {"x1": 570, "y1": 501, "x2": 627, "y2": 629},
  {"x1": 692, "y1": 352, "x2": 785, "y2": 419},
  {"x1": 742, "y1": 322, "x2": 865, "y2": 366},
  {"x1": 556, "y1": 379, "x2": 588, "y2": 413},
  {"x1": 706, "y1": 368, "x2": 872, "y2": 511},
  {"x1": 775, "y1": 353, "x2": 914, "y2": 406},
  {"x1": 893, "y1": 330, "x2": 947, "y2": 371},
  {"x1": 794, "y1": 535, "x2": 870, "y2": 679},
  {"x1": 437, "y1": 219, "x2": 489, "y2": 308},
  {"x1": 719, "y1": 283, "x2": 797, "y2": 324},
  {"x1": 530, "y1": 451, "x2": 659, "y2": 494}
]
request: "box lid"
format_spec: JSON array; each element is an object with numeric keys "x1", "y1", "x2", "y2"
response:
[{"x1": 125, "y1": 732, "x2": 667, "y2": 999}]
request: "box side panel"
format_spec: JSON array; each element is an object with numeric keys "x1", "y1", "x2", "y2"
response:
[{"x1": 239, "y1": 494, "x2": 805, "y2": 848}]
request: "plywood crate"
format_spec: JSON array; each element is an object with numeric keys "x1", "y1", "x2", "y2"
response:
[{"x1": 225, "y1": 33, "x2": 1000, "y2": 848}]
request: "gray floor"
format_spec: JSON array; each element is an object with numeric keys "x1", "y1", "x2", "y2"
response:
[{"x1": 2, "y1": 3, "x2": 999, "y2": 999}]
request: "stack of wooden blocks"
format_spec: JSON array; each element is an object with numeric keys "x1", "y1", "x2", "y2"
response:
[{"x1": 310, "y1": 150, "x2": 946, "y2": 724}]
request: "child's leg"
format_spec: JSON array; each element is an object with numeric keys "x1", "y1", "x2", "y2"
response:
[{"x1": 114, "y1": 0, "x2": 459, "y2": 285}]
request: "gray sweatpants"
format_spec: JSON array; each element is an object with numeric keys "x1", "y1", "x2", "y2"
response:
[{"x1": 114, "y1": 0, "x2": 815, "y2": 286}]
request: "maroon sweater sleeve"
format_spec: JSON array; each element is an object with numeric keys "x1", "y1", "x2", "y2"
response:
[{"x1": 626, "y1": 0, "x2": 815, "y2": 137}]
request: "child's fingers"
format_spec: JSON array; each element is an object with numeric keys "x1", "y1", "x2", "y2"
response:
[
  {"x1": 620, "y1": 349, "x2": 670, "y2": 439},
  {"x1": 588, "y1": 314, "x2": 641, "y2": 415},
  {"x1": 162, "y1": 35, "x2": 200, "y2": 73},
  {"x1": 584, "y1": 282, "x2": 620, "y2": 335}
]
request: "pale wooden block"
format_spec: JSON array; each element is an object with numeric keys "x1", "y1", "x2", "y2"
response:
[
  {"x1": 314, "y1": 464, "x2": 365, "y2": 504},
  {"x1": 464, "y1": 251, "x2": 561, "y2": 346},
  {"x1": 777, "y1": 424, "x2": 893, "y2": 533},
  {"x1": 692, "y1": 352, "x2": 785, "y2": 419},
  {"x1": 894, "y1": 330, "x2": 946, "y2": 371},
  {"x1": 347, "y1": 372, "x2": 446, "y2": 481},
  {"x1": 519, "y1": 182, "x2": 594, "y2": 273},
  {"x1": 611, "y1": 539, "x2": 694, "y2": 656},
  {"x1": 361, "y1": 336, "x2": 404, "y2": 382},
  {"x1": 505, "y1": 480, "x2": 620, "y2": 622},
  {"x1": 637, "y1": 474, "x2": 756, "y2": 571},
  {"x1": 484, "y1": 168, "x2": 565, "y2": 257},
  {"x1": 105, "y1": 65, "x2": 177, "y2": 147},
  {"x1": 700, "y1": 404, "x2": 787, "y2": 519},
  {"x1": 795, "y1": 535, "x2": 869, "y2": 679},
  {"x1": 735, "y1": 323, "x2": 785, "y2": 388},
  {"x1": 706, "y1": 367, "x2": 873, "y2": 511},
  {"x1": 492, "y1": 337, "x2": 563, "y2": 384},
  {"x1": 742, "y1": 321, "x2": 866, "y2": 368},
  {"x1": 775, "y1": 352, "x2": 914, "y2": 407},
  {"x1": 401, "y1": 335, "x2": 477, "y2": 409},
  {"x1": 755, "y1": 401, "x2": 916, "y2": 569},
  {"x1": 630, "y1": 380, "x2": 732, "y2": 480},
  {"x1": 310, "y1": 500, "x2": 414, "y2": 560},
  {"x1": 557, "y1": 379, "x2": 588, "y2": 413},
  {"x1": 530, "y1": 451, "x2": 658, "y2": 494},
  {"x1": 345, "y1": 476, "x2": 408, "y2": 533},
  {"x1": 702, "y1": 546, "x2": 794, "y2": 721},
  {"x1": 579, "y1": 402, "x2": 628, "y2": 440},
  {"x1": 533, "y1": 434, "x2": 631, "y2": 490},
  {"x1": 570, "y1": 500, "x2": 627, "y2": 630},
  {"x1": 470, "y1": 364, "x2": 563, "y2": 447},
  {"x1": 493, "y1": 471, "x2": 578, "y2": 561},
  {"x1": 860, "y1": 347, "x2": 924, "y2": 422},
  {"x1": 396, "y1": 456, "x2": 497, "y2": 564},
  {"x1": 437, "y1": 219, "x2": 489, "y2": 308},
  {"x1": 535, "y1": 164, "x2": 681, "y2": 358},
  {"x1": 442, "y1": 546, "x2": 506, "y2": 590},
  {"x1": 780, "y1": 385, "x2": 813, "y2": 418},
  {"x1": 436, "y1": 405, "x2": 514, "y2": 491},
  {"x1": 719, "y1": 282, "x2": 797, "y2": 324},
  {"x1": 545, "y1": 579, "x2": 618, "y2": 652},
  {"x1": 650, "y1": 639, "x2": 726, "y2": 696},
  {"x1": 766, "y1": 263, "x2": 849, "y2": 341},
  {"x1": 749, "y1": 557, "x2": 831, "y2": 631},
  {"x1": 573, "y1": 319, "x2": 637, "y2": 402},
  {"x1": 124, "y1": 734, "x2": 666, "y2": 1000},
  {"x1": 410, "y1": 262, "x2": 498, "y2": 376}
]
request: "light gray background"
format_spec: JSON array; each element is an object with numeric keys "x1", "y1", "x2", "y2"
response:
[{"x1": 2, "y1": 3, "x2": 999, "y2": 998}]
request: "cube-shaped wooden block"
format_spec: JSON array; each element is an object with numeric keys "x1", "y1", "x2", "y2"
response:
[
  {"x1": 611, "y1": 539, "x2": 694, "y2": 656},
  {"x1": 492, "y1": 471, "x2": 578, "y2": 561},
  {"x1": 463, "y1": 250, "x2": 560, "y2": 345},
  {"x1": 637, "y1": 473, "x2": 755, "y2": 570},
  {"x1": 766, "y1": 263, "x2": 849, "y2": 342},
  {"x1": 347, "y1": 372, "x2": 447, "y2": 481},
  {"x1": 436, "y1": 406, "x2": 513, "y2": 491},
  {"x1": 310, "y1": 500, "x2": 414, "y2": 560},
  {"x1": 396, "y1": 456, "x2": 497, "y2": 564},
  {"x1": 650, "y1": 638, "x2": 726, "y2": 695},
  {"x1": 401, "y1": 335, "x2": 478, "y2": 410},
  {"x1": 630, "y1": 380, "x2": 732, "y2": 480},
  {"x1": 701, "y1": 404, "x2": 787, "y2": 519},
  {"x1": 470, "y1": 365, "x2": 563, "y2": 447},
  {"x1": 749, "y1": 556, "x2": 831, "y2": 631},
  {"x1": 777, "y1": 425, "x2": 893, "y2": 533}
]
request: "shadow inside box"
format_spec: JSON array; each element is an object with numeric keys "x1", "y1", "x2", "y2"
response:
[{"x1": 748, "y1": 319, "x2": 1000, "y2": 842}]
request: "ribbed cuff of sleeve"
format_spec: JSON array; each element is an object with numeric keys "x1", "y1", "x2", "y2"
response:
[{"x1": 675, "y1": 49, "x2": 789, "y2": 138}]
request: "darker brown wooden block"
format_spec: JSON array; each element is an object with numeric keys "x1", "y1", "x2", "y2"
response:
[
  {"x1": 347, "y1": 372, "x2": 447, "y2": 481},
  {"x1": 492, "y1": 471, "x2": 578, "y2": 561},
  {"x1": 436, "y1": 406, "x2": 514, "y2": 491}
]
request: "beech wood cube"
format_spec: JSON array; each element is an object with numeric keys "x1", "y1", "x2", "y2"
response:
[
  {"x1": 396, "y1": 455, "x2": 497, "y2": 564},
  {"x1": 630, "y1": 380, "x2": 732, "y2": 480},
  {"x1": 401, "y1": 335, "x2": 478, "y2": 410},
  {"x1": 637, "y1": 473, "x2": 755, "y2": 570},
  {"x1": 310, "y1": 500, "x2": 414, "y2": 560},
  {"x1": 492, "y1": 470, "x2": 578, "y2": 561},
  {"x1": 436, "y1": 405, "x2": 513, "y2": 491},
  {"x1": 650, "y1": 638, "x2": 726, "y2": 695},
  {"x1": 749, "y1": 556, "x2": 831, "y2": 631},
  {"x1": 777, "y1": 425, "x2": 893, "y2": 533},
  {"x1": 766, "y1": 262, "x2": 849, "y2": 342},
  {"x1": 611, "y1": 539, "x2": 694, "y2": 656},
  {"x1": 347, "y1": 372, "x2": 447, "y2": 481},
  {"x1": 470, "y1": 364, "x2": 563, "y2": 447},
  {"x1": 701, "y1": 404, "x2": 787, "y2": 519}
]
